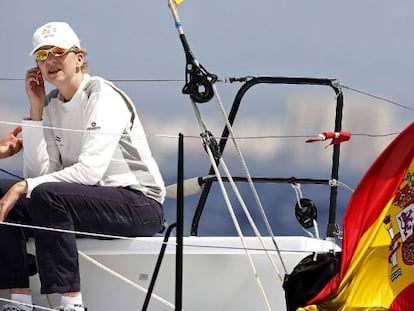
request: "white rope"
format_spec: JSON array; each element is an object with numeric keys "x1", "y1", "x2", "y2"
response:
[
  {"x1": 212, "y1": 84, "x2": 288, "y2": 275},
  {"x1": 189, "y1": 98, "x2": 272, "y2": 310},
  {"x1": 313, "y1": 219, "x2": 320, "y2": 240},
  {"x1": 0, "y1": 221, "x2": 158, "y2": 241},
  {"x1": 0, "y1": 120, "x2": 400, "y2": 143},
  {"x1": 0, "y1": 221, "x2": 320, "y2": 254},
  {"x1": 204, "y1": 139, "x2": 272, "y2": 310},
  {"x1": 291, "y1": 183, "x2": 304, "y2": 204},
  {"x1": 334, "y1": 179, "x2": 355, "y2": 193},
  {"x1": 0, "y1": 120, "x2": 179, "y2": 139},
  {"x1": 218, "y1": 154, "x2": 283, "y2": 282},
  {"x1": 77, "y1": 251, "x2": 177, "y2": 310},
  {"x1": 291, "y1": 183, "x2": 321, "y2": 240}
]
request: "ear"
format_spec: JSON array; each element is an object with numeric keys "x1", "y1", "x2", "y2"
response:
[{"x1": 76, "y1": 52, "x2": 85, "y2": 68}]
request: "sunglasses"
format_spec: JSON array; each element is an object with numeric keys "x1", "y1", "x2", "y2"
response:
[{"x1": 34, "y1": 46, "x2": 75, "y2": 61}]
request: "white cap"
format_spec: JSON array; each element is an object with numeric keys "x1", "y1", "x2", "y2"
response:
[{"x1": 30, "y1": 22, "x2": 81, "y2": 55}]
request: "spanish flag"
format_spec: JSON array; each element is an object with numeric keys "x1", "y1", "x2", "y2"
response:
[
  {"x1": 174, "y1": 0, "x2": 185, "y2": 5},
  {"x1": 302, "y1": 121, "x2": 414, "y2": 310}
]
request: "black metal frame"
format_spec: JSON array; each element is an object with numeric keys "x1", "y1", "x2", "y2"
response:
[
  {"x1": 190, "y1": 76, "x2": 344, "y2": 238},
  {"x1": 143, "y1": 77, "x2": 344, "y2": 310}
]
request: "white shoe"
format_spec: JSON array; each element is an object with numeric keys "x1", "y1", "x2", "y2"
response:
[
  {"x1": 0, "y1": 304, "x2": 33, "y2": 311},
  {"x1": 56, "y1": 305, "x2": 87, "y2": 311}
]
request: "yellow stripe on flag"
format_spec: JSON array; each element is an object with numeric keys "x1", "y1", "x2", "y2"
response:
[{"x1": 174, "y1": 0, "x2": 185, "y2": 5}]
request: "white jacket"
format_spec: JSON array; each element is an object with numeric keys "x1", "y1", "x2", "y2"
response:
[{"x1": 22, "y1": 74, "x2": 165, "y2": 204}]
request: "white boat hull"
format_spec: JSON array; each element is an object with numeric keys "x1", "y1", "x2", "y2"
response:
[{"x1": 1, "y1": 236, "x2": 339, "y2": 310}]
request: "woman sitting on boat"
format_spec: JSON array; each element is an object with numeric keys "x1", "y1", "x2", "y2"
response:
[{"x1": 0, "y1": 21, "x2": 165, "y2": 311}]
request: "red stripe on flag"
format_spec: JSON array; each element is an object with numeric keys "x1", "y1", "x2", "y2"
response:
[{"x1": 390, "y1": 283, "x2": 414, "y2": 310}]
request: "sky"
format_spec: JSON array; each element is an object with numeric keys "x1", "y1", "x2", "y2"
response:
[{"x1": 1, "y1": 0, "x2": 414, "y2": 237}]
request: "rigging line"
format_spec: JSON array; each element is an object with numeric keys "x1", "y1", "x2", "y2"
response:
[
  {"x1": 181, "y1": 133, "x2": 401, "y2": 140},
  {"x1": 0, "y1": 120, "x2": 403, "y2": 140},
  {"x1": 184, "y1": 85, "x2": 272, "y2": 306},
  {"x1": 0, "y1": 120, "x2": 187, "y2": 140},
  {"x1": 199, "y1": 129, "x2": 272, "y2": 310},
  {"x1": 0, "y1": 77, "x2": 185, "y2": 83},
  {"x1": 335, "y1": 180, "x2": 355, "y2": 193},
  {"x1": 77, "y1": 251, "x2": 176, "y2": 310},
  {"x1": 0, "y1": 221, "x2": 160, "y2": 242},
  {"x1": 236, "y1": 133, "x2": 399, "y2": 139},
  {"x1": 217, "y1": 155, "x2": 284, "y2": 282},
  {"x1": 2, "y1": 77, "x2": 412, "y2": 111},
  {"x1": 0, "y1": 120, "x2": 170, "y2": 138},
  {"x1": 109, "y1": 79, "x2": 183, "y2": 83},
  {"x1": 342, "y1": 84, "x2": 414, "y2": 112},
  {"x1": 212, "y1": 85, "x2": 286, "y2": 276},
  {"x1": 1, "y1": 119, "x2": 290, "y2": 138},
  {"x1": 188, "y1": 96, "x2": 273, "y2": 309},
  {"x1": 0, "y1": 168, "x2": 23, "y2": 180},
  {"x1": 0, "y1": 77, "x2": 230, "y2": 84},
  {"x1": 2, "y1": 220, "x2": 329, "y2": 254},
  {"x1": 352, "y1": 132, "x2": 400, "y2": 138},
  {"x1": 212, "y1": 84, "x2": 289, "y2": 276}
]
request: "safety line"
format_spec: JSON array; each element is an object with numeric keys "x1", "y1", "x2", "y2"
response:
[
  {"x1": 0, "y1": 221, "x2": 343, "y2": 254},
  {"x1": 0, "y1": 77, "x2": 412, "y2": 111},
  {"x1": 0, "y1": 120, "x2": 401, "y2": 140},
  {"x1": 341, "y1": 84, "x2": 414, "y2": 111}
]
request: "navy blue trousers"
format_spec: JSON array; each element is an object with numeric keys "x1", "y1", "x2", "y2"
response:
[{"x1": 0, "y1": 180, "x2": 163, "y2": 294}]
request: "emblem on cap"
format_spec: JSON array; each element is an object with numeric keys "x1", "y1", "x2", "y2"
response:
[{"x1": 41, "y1": 25, "x2": 57, "y2": 39}]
